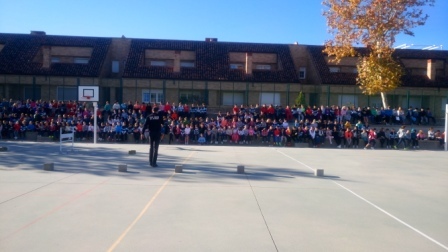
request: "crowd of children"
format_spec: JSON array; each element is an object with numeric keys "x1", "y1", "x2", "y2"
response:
[{"x1": 0, "y1": 98, "x2": 445, "y2": 149}]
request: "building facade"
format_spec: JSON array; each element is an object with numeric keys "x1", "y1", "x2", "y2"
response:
[{"x1": 0, "y1": 32, "x2": 447, "y2": 117}]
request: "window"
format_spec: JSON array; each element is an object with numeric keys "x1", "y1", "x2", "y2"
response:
[
  {"x1": 352, "y1": 67, "x2": 358, "y2": 73},
  {"x1": 338, "y1": 95, "x2": 358, "y2": 107},
  {"x1": 57, "y1": 86, "x2": 78, "y2": 101},
  {"x1": 142, "y1": 89, "x2": 163, "y2": 103},
  {"x1": 74, "y1": 58, "x2": 89, "y2": 64},
  {"x1": 299, "y1": 67, "x2": 306, "y2": 79},
  {"x1": 411, "y1": 68, "x2": 426, "y2": 75},
  {"x1": 329, "y1": 67, "x2": 340, "y2": 73},
  {"x1": 401, "y1": 96, "x2": 421, "y2": 109},
  {"x1": 112, "y1": 61, "x2": 119, "y2": 73},
  {"x1": 260, "y1": 92, "x2": 280, "y2": 105},
  {"x1": 309, "y1": 93, "x2": 319, "y2": 107},
  {"x1": 368, "y1": 96, "x2": 382, "y2": 108},
  {"x1": 255, "y1": 64, "x2": 271, "y2": 70},
  {"x1": 180, "y1": 61, "x2": 195, "y2": 68},
  {"x1": 222, "y1": 92, "x2": 244, "y2": 106},
  {"x1": 24, "y1": 86, "x2": 41, "y2": 100},
  {"x1": 150, "y1": 60, "x2": 167, "y2": 67},
  {"x1": 51, "y1": 57, "x2": 60, "y2": 63},
  {"x1": 179, "y1": 91, "x2": 204, "y2": 104},
  {"x1": 230, "y1": 63, "x2": 244, "y2": 70}
]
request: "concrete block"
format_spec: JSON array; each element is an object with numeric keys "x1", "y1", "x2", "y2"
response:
[
  {"x1": 315, "y1": 169, "x2": 324, "y2": 177},
  {"x1": 418, "y1": 140, "x2": 441, "y2": 150},
  {"x1": 27, "y1": 132, "x2": 38, "y2": 141},
  {"x1": 0, "y1": 146, "x2": 8, "y2": 152},
  {"x1": 237, "y1": 165, "x2": 245, "y2": 174},
  {"x1": 37, "y1": 135, "x2": 52, "y2": 142},
  {"x1": 118, "y1": 164, "x2": 127, "y2": 172},
  {"x1": 43, "y1": 163, "x2": 54, "y2": 171},
  {"x1": 175, "y1": 164, "x2": 183, "y2": 173},
  {"x1": 128, "y1": 150, "x2": 136, "y2": 155},
  {"x1": 295, "y1": 142, "x2": 309, "y2": 148}
]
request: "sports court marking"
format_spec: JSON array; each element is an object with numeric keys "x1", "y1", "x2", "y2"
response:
[
  {"x1": 1, "y1": 178, "x2": 110, "y2": 241},
  {"x1": 0, "y1": 172, "x2": 79, "y2": 205},
  {"x1": 333, "y1": 181, "x2": 448, "y2": 251},
  {"x1": 107, "y1": 149, "x2": 197, "y2": 252},
  {"x1": 275, "y1": 149, "x2": 448, "y2": 251},
  {"x1": 275, "y1": 149, "x2": 315, "y2": 172}
]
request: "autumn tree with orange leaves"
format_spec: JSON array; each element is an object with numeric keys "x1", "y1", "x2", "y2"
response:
[{"x1": 323, "y1": 0, "x2": 435, "y2": 107}]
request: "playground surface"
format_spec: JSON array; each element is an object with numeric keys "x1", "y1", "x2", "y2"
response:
[{"x1": 0, "y1": 141, "x2": 447, "y2": 251}]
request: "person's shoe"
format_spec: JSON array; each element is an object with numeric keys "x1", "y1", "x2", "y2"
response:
[{"x1": 152, "y1": 164, "x2": 158, "y2": 167}]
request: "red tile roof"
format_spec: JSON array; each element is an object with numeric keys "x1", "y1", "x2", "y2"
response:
[
  {"x1": 307, "y1": 45, "x2": 448, "y2": 87},
  {"x1": 123, "y1": 39, "x2": 299, "y2": 83},
  {"x1": 0, "y1": 33, "x2": 111, "y2": 77}
]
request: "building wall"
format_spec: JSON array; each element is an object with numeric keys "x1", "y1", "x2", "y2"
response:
[
  {"x1": 1, "y1": 37, "x2": 447, "y2": 118},
  {"x1": 100, "y1": 38, "x2": 132, "y2": 78},
  {"x1": 1, "y1": 75, "x2": 446, "y2": 118}
]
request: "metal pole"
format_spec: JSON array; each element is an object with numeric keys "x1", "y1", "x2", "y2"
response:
[
  {"x1": 246, "y1": 82, "x2": 249, "y2": 105},
  {"x1": 135, "y1": 79, "x2": 137, "y2": 101},
  {"x1": 94, "y1": 102, "x2": 98, "y2": 145},
  {"x1": 445, "y1": 104, "x2": 447, "y2": 151},
  {"x1": 60, "y1": 128, "x2": 62, "y2": 153},
  {"x1": 32, "y1": 76, "x2": 36, "y2": 100},
  {"x1": 120, "y1": 78, "x2": 123, "y2": 103},
  {"x1": 406, "y1": 90, "x2": 410, "y2": 108}
]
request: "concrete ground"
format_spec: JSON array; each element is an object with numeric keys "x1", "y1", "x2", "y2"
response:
[{"x1": 0, "y1": 141, "x2": 447, "y2": 252}]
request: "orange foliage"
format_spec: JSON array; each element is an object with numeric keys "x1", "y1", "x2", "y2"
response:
[{"x1": 323, "y1": 0, "x2": 435, "y2": 95}]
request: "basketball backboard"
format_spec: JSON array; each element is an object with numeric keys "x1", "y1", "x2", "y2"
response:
[{"x1": 78, "y1": 86, "x2": 99, "y2": 102}]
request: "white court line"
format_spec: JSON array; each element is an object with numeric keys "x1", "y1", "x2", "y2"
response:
[
  {"x1": 107, "y1": 149, "x2": 197, "y2": 252},
  {"x1": 275, "y1": 149, "x2": 315, "y2": 172},
  {"x1": 333, "y1": 181, "x2": 448, "y2": 251},
  {"x1": 276, "y1": 149, "x2": 448, "y2": 251}
]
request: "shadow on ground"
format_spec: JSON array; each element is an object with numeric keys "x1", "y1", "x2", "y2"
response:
[{"x1": 0, "y1": 141, "x2": 347, "y2": 183}]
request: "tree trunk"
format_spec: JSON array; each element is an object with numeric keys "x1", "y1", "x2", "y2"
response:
[{"x1": 381, "y1": 92, "x2": 388, "y2": 108}]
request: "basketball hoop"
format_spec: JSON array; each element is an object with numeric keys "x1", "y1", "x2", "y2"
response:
[{"x1": 85, "y1": 96, "x2": 91, "y2": 100}]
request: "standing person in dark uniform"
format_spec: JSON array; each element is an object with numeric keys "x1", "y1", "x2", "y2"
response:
[{"x1": 143, "y1": 107, "x2": 163, "y2": 167}]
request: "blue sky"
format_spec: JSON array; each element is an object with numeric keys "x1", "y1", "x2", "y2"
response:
[{"x1": 0, "y1": 0, "x2": 447, "y2": 49}]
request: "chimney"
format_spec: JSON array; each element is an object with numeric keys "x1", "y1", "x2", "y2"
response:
[
  {"x1": 245, "y1": 52, "x2": 253, "y2": 75},
  {"x1": 30, "y1": 31, "x2": 46, "y2": 35},
  {"x1": 42, "y1": 46, "x2": 51, "y2": 68},
  {"x1": 173, "y1": 50, "x2": 181, "y2": 72},
  {"x1": 427, "y1": 59, "x2": 436, "y2": 80}
]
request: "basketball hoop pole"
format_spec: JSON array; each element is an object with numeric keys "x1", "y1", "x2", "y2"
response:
[
  {"x1": 444, "y1": 104, "x2": 447, "y2": 151},
  {"x1": 93, "y1": 102, "x2": 98, "y2": 145}
]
